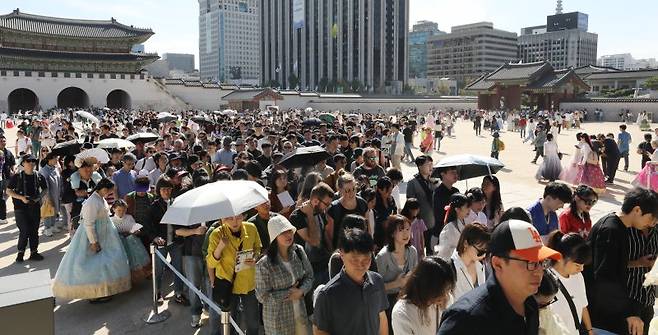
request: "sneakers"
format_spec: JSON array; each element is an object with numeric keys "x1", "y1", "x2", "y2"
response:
[
  {"x1": 174, "y1": 294, "x2": 190, "y2": 306},
  {"x1": 190, "y1": 315, "x2": 201, "y2": 328},
  {"x1": 51, "y1": 226, "x2": 61, "y2": 233},
  {"x1": 16, "y1": 252, "x2": 24, "y2": 263},
  {"x1": 29, "y1": 252, "x2": 44, "y2": 261},
  {"x1": 43, "y1": 228, "x2": 53, "y2": 237},
  {"x1": 0, "y1": 218, "x2": 7, "y2": 224}
]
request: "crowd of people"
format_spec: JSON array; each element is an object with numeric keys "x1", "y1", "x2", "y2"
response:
[{"x1": 2, "y1": 106, "x2": 658, "y2": 335}]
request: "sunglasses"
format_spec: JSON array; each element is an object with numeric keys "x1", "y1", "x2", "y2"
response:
[{"x1": 581, "y1": 198, "x2": 597, "y2": 206}]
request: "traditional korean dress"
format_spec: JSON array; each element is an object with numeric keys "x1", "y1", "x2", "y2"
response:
[
  {"x1": 536, "y1": 140, "x2": 562, "y2": 181},
  {"x1": 52, "y1": 192, "x2": 131, "y2": 299},
  {"x1": 560, "y1": 143, "x2": 583, "y2": 185},
  {"x1": 632, "y1": 151, "x2": 658, "y2": 191},
  {"x1": 573, "y1": 145, "x2": 606, "y2": 194},
  {"x1": 111, "y1": 213, "x2": 150, "y2": 282}
]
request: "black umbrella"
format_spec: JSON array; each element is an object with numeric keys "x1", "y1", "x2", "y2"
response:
[
  {"x1": 191, "y1": 116, "x2": 214, "y2": 124},
  {"x1": 127, "y1": 132, "x2": 159, "y2": 144},
  {"x1": 51, "y1": 139, "x2": 82, "y2": 156},
  {"x1": 301, "y1": 118, "x2": 322, "y2": 127},
  {"x1": 432, "y1": 154, "x2": 505, "y2": 179},
  {"x1": 278, "y1": 145, "x2": 331, "y2": 169}
]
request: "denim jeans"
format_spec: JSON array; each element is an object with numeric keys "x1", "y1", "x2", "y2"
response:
[
  {"x1": 403, "y1": 142, "x2": 414, "y2": 161},
  {"x1": 154, "y1": 243, "x2": 184, "y2": 296},
  {"x1": 183, "y1": 255, "x2": 204, "y2": 317},
  {"x1": 43, "y1": 216, "x2": 56, "y2": 229},
  {"x1": 620, "y1": 151, "x2": 629, "y2": 170},
  {"x1": 207, "y1": 276, "x2": 221, "y2": 335}
]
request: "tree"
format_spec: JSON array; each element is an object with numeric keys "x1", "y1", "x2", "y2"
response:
[
  {"x1": 645, "y1": 76, "x2": 658, "y2": 90},
  {"x1": 266, "y1": 79, "x2": 280, "y2": 88},
  {"x1": 350, "y1": 79, "x2": 363, "y2": 93},
  {"x1": 437, "y1": 83, "x2": 450, "y2": 96},
  {"x1": 327, "y1": 79, "x2": 338, "y2": 93},
  {"x1": 288, "y1": 74, "x2": 299, "y2": 90},
  {"x1": 402, "y1": 84, "x2": 415, "y2": 95}
]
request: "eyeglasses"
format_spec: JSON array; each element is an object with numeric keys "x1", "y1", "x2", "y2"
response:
[
  {"x1": 537, "y1": 296, "x2": 558, "y2": 309},
  {"x1": 499, "y1": 256, "x2": 552, "y2": 271},
  {"x1": 319, "y1": 198, "x2": 332, "y2": 208}
]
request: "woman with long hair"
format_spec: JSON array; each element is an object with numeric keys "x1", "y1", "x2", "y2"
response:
[
  {"x1": 573, "y1": 133, "x2": 606, "y2": 193},
  {"x1": 255, "y1": 216, "x2": 314, "y2": 335},
  {"x1": 269, "y1": 169, "x2": 294, "y2": 217},
  {"x1": 52, "y1": 178, "x2": 131, "y2": 302},
  {"x1": 392, "y1": 256, "x2": 456, "y2": 335},
  {"x1": 558, "y1": 185, "x2": 598, "y2": 238},
  {"x1": 451, "y1": 223, "x2": 490, "y2": 300},
  {"x1": 437, "y1": 193, "x2": 471, "y2": 260},
  {"x1": 400, "y1": 198, "x2": 427, "y2": 260},
  {"x1": 481, "y1": 175, "x2": 503, "y2": 228},
  {"x1": 376, "y1": 214, "x2": 419, "y2": 334},
  {"x1": 546, "y1": 230, "x2": 594, "y2": 335},
  {"x1": 536, "y1": 133, "x2": 563, "y2": 182},
  {"x1": 561, "y1": 132, "x2": 584, "y2": 185}
]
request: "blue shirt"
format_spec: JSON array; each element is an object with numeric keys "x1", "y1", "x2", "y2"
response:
[
  {"x1": 618, "y1": 131, "x2": 631, "y2": 153},
  {"x1": 112, "y1": 169, "x2": 136, "y2": 199},
  {"x1": 213, "y1": 148, "x2": 236, "y2": 167},
  {"x1": 527, "y1": 200, "x2": 558, "y2": 237}
]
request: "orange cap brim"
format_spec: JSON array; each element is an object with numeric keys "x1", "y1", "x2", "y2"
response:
[{"x1": 511, "y1": 246, "x2": 562, "y2": 262}]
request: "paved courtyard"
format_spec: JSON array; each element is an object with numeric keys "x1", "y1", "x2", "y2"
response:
[{"x1": 0, "y1": 118, "x2": 651, "y2": 334}]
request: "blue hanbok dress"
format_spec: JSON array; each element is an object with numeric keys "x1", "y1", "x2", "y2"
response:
[
  {"x1": 52, "y1": 192, "x2": 131, "y2": 299},
  {"x1": 111, "y1": 214, "x2": 150, "y2": 282}
]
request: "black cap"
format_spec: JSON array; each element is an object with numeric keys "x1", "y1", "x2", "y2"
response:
[{"x1": 20, "y1": 154, "x2": 37, "y2": 165}]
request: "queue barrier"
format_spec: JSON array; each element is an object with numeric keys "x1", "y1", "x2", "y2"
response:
[{"x1": 143, "y1": 245, "x2": 245, "y2": 335}]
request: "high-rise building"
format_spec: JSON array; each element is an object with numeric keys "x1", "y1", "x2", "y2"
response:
[
  {"x1": 260, "y1": 0, "x2": 409, "y2": 93},
  {"x1": 163, "y1": 53, "x2": 195, "y2": 73},
  {"x1": 426, "y1": 22, "x2": 518, "y2": 87},
  {"x1": 598, "y1": 53, "x2": 658, "y2": 70},
  {"x1": 518, "y1": 8, "x2": 597, "y2": 70},
  {"x1": 198, "y1": 0, "x2": 260, "y2": 84},
  {"x1": 409, "y1": 21, "x2": 444, "y2": 79}
]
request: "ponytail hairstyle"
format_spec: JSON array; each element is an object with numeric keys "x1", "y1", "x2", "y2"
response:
[
  {"x1": 466, "y1": 187, "x2": 486, "y2": 203},
  {"x1": 444, "y1": 193, "x2": 471, "y2": 225},
  {"x1": 546, "y1": 230, "x2": 592, "y2": 265}
]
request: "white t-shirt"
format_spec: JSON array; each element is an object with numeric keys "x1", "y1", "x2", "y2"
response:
[
  {"x1": 550, "y1": 270, "x2": 588, "y2": 334},
  {"x1": 16, "y1": 137, "x2": 30, "y2": 154},
  {"x1": 281, "y1": 261, "x2": 302, "y2": 319}
]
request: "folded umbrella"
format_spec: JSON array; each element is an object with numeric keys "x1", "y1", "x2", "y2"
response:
[
  {"x1": 160, "y1": 180, "x2": 268, "y2": 225},
  {"x1": 301, "y1": 118, "x2": 322, "y2": 127},
  {"x1": 432, "y1": 154, "x2": 504, "y2": 180},
  {"x1": 95, "y1": 138, "x2": 136, "y2": 150},
  {"x1": 278, "y1": 145, "x2": 331, "y2": 169}
]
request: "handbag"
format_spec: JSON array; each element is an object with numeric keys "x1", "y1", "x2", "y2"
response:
[
  {"x1": 212, "y1": 238, "x2": 243, "y2": 312},
  {"x1": 40, "y1": 198, "x2": 55, "y2": 218},
  {"x1": 556, "y1": 277, "x2": 588, "y2": 335},
  {"x1": 293, "y1": 245, "x2": 315, "y2": 316}
]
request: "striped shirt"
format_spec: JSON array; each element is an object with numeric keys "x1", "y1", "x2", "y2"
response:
[{"x1": 626, "y1": 227, "x2": 658, "y2": 306}]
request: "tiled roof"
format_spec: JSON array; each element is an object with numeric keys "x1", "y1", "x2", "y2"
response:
[
  {"x1": 0, "y1": 9, "x2": 153, "y2": 39},
  {"x1": 222, "y1": 89, "x2": 269, "y2": 100},
  {"x1": 464, "y1": 74, "x2": 496, "y2": 91},
  {"x1": 486, "y1": 62, "x2": 551, "y2": 81},
  {"x1": 0, "y1": 46, "x2": 158, "y2": 62}
]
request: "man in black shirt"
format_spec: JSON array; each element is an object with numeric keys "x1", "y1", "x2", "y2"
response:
[
  {"x1": 432, "y1": 166, "x2": 459, "y2": 248},
  {"x1": 0, "y1": 134, "x2": 16, "y2": 223},
  {"x1": 7, "y1": 154, "x2": 47, "y2": 263},
  {"x1": 603, "y1": 133, "x2": 621, "y2": 183},
  {"x1": 584, "y1": 187, "x2": 658, "y2": 335},
  {"x1": 402, "y1": 123, "x2": 415, "y2": 162},
  {"x1": 439, "y1": 219, "x2": 561, "y2": 334},
  {"x1": 353, "y1": 147, "x2": 386, "y2": 188},
  {"x1": 637, "y1": 133, "x2": 654, "y2": 169}
]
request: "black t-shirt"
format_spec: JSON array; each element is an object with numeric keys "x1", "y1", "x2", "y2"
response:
[
  {"x1": 402, "y1": 127, "x2": 414, "y2": 143},
  {"x1": 289, "y1": 208, "x2": 330, "y2": 268},
  {"x1": 353, "y1": 165, "x2": 385, "y2": 188},
  {"x1": 432, "y1": 183, "x2": 459, "y2": 235},
  {"x1": 327, "y1": 197, "x2": 368, "y2": 249},
  {"x1": 7, "y1": 172, "x2": 47, "y2": 210},
  {"x1": 180, "y1": 224, "x2": 205, "y2": 257}
]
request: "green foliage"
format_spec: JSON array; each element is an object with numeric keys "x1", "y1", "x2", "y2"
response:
[{"x1": 645, "y1": 76, "x2": 658, "y2": 90}]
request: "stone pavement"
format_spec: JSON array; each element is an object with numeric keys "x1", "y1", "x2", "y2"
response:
[{"x1": 0, "y1": 119, "x2": 651, "y2": 334}]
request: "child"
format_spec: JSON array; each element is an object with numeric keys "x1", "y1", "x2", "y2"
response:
[
  {"x1": 110, "y1": 200, "x2": 150, "y2": 282},
  {"x1": 360, "y1": 187, "x2": 377, "y2": 249},
  {"x1": 400, "y1": 198, "x2": 427, "y2": 260},
  {"x1": 464, "y1": 187, "x2": 488, "y2": 227},
  {"x1": 534, "y1": 270, "x2": 573, "y2": 335},
  {"x1": 436, "y1": 193, "x2": 471, "y2": 260},
  {"x1": 420, "y1": 126, "x2": 434, "y2": 153}
]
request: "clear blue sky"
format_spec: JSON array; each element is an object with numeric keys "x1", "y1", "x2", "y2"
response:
[{"x1": 2, "y1": 0, "x2": 656, "y2": 68}]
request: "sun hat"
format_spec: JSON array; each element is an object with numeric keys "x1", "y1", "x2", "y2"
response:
[{"x1": 267, "y1": 215, "x2": 297, "y2": 243}]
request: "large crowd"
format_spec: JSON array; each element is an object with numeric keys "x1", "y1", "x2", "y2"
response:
[{"x1": 2, "y1": 106, "x2": 658, "y2": 335}]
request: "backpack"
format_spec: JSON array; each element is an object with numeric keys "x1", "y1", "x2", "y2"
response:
[{"x1": 498, "y1": 139, "x2": 505, "y2": 151}]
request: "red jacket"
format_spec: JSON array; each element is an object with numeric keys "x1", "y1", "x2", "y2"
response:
[{"x1": 558, "y1": 208, "x2": 592, "y2": 238}]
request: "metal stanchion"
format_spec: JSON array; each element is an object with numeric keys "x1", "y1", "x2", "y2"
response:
[
  {"x1": 221, "y1": 310, "x2": 232, "y2": 335},
  {"x1": 142, "y1": 244, "x2": 171, "y2": 324}
]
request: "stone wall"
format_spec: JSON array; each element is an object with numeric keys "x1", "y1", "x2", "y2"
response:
[{"x1": 560, "y1": 101, "x2": 658, "y2": 122}]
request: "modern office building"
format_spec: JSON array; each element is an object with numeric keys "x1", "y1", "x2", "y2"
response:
[
  {"x1": 162, "y1": 53, "x2": 195, "y2": 73},
  {"x1": 598, "y1": 53, "x2": 658, "y2": 71},
  {"x1": 518, "y1": 10, "x2": 597, "y2": 70},
  {"x1": 198, "y1": 0, "x2": 260, "y2": 84},
  {"x1": 260, "y1": 0, "x2": 410, "y2": 93},
  {"x1": 409, "y1": 21, "x2": 444, "y2": 79},
  {"x1": 426, "y1": 22, "x2": 518, "y2": 87}
]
